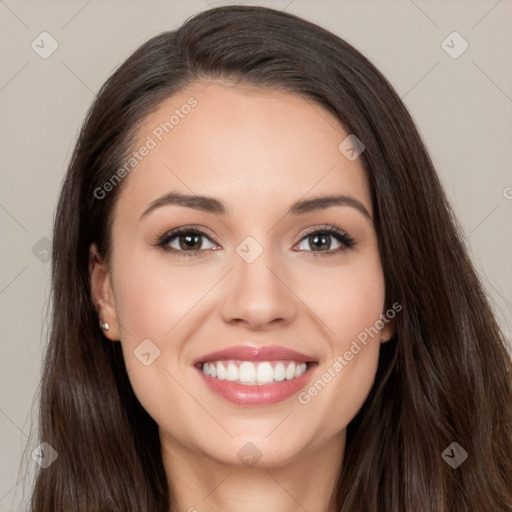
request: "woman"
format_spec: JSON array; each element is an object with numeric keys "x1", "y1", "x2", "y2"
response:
[{"x1": 29, "y1": 5, "x2": 512, "y2": 511}]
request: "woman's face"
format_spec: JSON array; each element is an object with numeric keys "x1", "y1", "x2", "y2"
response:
[{"x1": 91, "y1": 81, "x2": 393, "y2": 468}]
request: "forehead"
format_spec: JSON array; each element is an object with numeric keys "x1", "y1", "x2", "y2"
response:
[{"x1": 114, "y1": 81, "x2": 372, "y2": 221}]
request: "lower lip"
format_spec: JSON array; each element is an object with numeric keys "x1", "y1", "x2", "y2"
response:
[{"x1": 196, "y1": 364, "x2": 317, "y2": 406}]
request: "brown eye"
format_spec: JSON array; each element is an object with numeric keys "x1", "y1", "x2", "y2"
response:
[
  {"x1": 176, "y1": 232, "x2": 203, "y2": 251},
  {"x1": 157, "y1": 227, "x2": 218, "y2": 256},
  {"x1": 294, "y1": 226, "x2": 355, "y2": 256},
  {"x1": 304, "y1": 232, "x2": 335, "y2": 251}
]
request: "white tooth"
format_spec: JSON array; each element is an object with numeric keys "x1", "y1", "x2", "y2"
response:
[
  {"x1": 239, "y1": 361, "x2": 256, "y2": 384},
  {"x1": 285, "y1": 362, "x2": 296, "y2": 380},
  {"x1": 226, "y1": 363, "x2": 239, "y2": 381},
  {"x1": 256, "y1": 362, "x2": 274, "y2": 384},
  {"x1": 208, "y1": 360, "x2": 307, "y2": 383},
  {"x1": 274, "y1": 362, "x2": 285, "y2": 382},
  {"x1": 216, "y1": 361, "x2": 226, "y2": 380}
]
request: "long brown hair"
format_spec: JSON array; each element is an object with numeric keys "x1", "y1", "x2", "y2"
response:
[{"x1": 28, "y1": 5, "x2": 512, "y2": 511}]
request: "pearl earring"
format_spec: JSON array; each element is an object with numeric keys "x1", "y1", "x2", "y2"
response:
[{"x1": 100, "y1": 321, "x2": 110, "y2": 331}]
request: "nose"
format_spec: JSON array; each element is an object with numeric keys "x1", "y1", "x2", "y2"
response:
[{"x1": 220, "y1": 242, "x2": 297, "y2": 330}]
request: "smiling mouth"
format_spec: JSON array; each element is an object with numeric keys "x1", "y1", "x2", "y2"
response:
[{"x1": 196, "y1": 360, "x2": 316, "y2": 385}]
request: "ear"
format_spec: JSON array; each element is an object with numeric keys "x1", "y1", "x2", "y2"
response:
[
  {"x1": 380, "y1": 316, "x2": 396, "y2": 344},
  {"x1": 89, "y1": 243, "x2": 120, "y2": 341}
]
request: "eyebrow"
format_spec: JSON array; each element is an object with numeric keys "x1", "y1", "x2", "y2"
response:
[{"x1": 139, "y1": 191, "x2": 372, "y2": 221}]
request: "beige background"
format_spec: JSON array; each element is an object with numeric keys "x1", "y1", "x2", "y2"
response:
[{"x1": 1, "y1": 0, "x2": 511, "y2": 509}]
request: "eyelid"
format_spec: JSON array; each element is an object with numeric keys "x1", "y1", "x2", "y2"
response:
[
  {"x1": 157, "y1": 224, "x2": 217, "y2": 243},
  {"x1": 298, "y1": 224, "x2": 349, "y2": 239}
]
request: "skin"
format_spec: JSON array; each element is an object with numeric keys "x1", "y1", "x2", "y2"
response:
[{"x1": 90, "y1": 81, "x2": 394, "y2": 512}]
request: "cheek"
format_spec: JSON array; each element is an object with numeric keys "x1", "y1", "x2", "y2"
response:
[
  {"x1": 300, "y1": 253, "x2": 386, "y2": 345},
  {"x1": 111, "y1": 249, "x2": 209, "y2": 339},
  {"x1": 293, "y1": 256, "x2": 385, "y2": 431},
  {"x1": 112, "y1": 260, "x2": 193, "y2": 430},
  {"x1": 109, "y1": 249, "x2": 217, "y2": 415}
]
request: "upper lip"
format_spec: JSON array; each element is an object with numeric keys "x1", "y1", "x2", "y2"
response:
[{"x1": 193, "y1": 345, "x2": 317, "y2": 365}]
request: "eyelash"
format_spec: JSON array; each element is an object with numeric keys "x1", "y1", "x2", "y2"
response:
[{"x1": 154, "y1": 224, "x2": 356, "y2": 258}]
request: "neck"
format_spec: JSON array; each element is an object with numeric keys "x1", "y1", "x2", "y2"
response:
[{"x1": 161, "y1": 429, "x2": 345, "y2": 512}]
